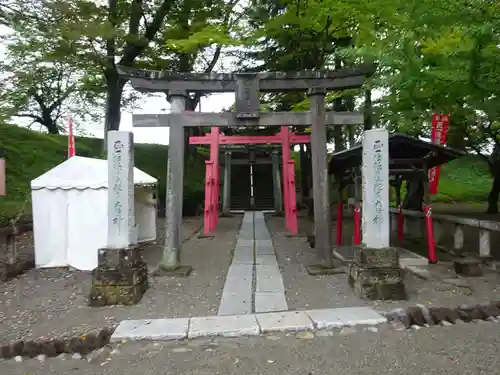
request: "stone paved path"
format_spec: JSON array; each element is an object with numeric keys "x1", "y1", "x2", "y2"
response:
[{"x1": 218, "y1": 212, "x2": 288, "y2": 315}]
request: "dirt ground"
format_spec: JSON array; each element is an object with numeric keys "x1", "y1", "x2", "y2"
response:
[
  {"x1": 0, "y1": 216, "x2": 242, "y2": 345},
  {"x1": 266, "y1": 214, "x2": 500, "y2": 313},
  {"x1": 3, "y1": 207, "x2": 500, "y2": 348}
]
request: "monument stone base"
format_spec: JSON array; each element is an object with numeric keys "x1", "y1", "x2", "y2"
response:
[
  {"x1": 89, "y1": 247, "x2": 148, "y2": 307},
  {"x1": 348, "y1": 246, "x2": 406, "y2": 301},
  {"x1": 453, "y1": 257, "x2": 483, "y2": 277},
  {"x1": 153, "y1": 264, "x2": 193, "y2": 277}
]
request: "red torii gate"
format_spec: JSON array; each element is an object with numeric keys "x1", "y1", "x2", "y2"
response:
[{"x1": 189, "y1": 126, "x2": 310, "y2": 236}]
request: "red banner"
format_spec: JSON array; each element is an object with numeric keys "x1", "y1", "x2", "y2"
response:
[{"x1": 429, "y1": 113, "x2": 450, "y2": 194}]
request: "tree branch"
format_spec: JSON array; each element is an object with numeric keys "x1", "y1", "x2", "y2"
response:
[
  {"x1": 120, "y1": 0, "x2": 175, "y2": 66},
  {"x1": 106, "y1": 0, "x2": 119, "y2": 70}
]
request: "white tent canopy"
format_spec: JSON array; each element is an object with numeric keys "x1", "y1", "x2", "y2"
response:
[
  {"x1": 31, "y1": 156, "x2": 158, "y2": 271},
  {"x1": 31, "y1": 156, "x2": 157, "y2": 190}
]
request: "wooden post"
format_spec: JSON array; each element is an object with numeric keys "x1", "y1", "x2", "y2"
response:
[
  {"x1": 222, "y1": 152, "x2": 232, "y2": 215},
  {"x1": 280, "y1": 126, "x2": 291, "y2": 231},
  {"x1": 272, "y1": 150, "x2": 283, "y2": 214},
  {"x1": 394, "y1": 176, "x2": 404, "y2": 243},
  {"x1": 308, "y1": 89, "x2": 333, "y2": 267},
  {"x1": 423, "y1": 166, "x2": 437, "y2": 263},
  {"x1": 336, "y1": 179, "x2": 344, "y2": 246},
  {"x1": 299, "y1": 144, "x2": 308, "y2": 202}
]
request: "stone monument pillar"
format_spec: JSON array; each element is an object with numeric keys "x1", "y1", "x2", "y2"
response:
[
  {"x1": 222, "y1": 152, "x2": 232, "y2": 215},
  {"x1": 348, "y1": 129, "x2": 406, "y2": 300},
  {"x1": 89, "y1": 131, "x2": 148, "y2": 306},
  {"x1": 271, "y1": 150, "x2": 283, "y2": 214}
]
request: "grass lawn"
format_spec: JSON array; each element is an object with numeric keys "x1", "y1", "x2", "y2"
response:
[{"x1": 0, "y1": 123, "x2": 205, "y2": 226}]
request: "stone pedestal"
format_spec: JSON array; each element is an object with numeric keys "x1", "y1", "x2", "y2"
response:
[
  {"x1": 89, "y1": 247, "x2": 149, "y2": 306},
  {"x1": 348, "y1": 246, "x2": 406, "y2": 300},
  {"x1": 453, "y1": 257, "x2": 483, "y2": 277}
]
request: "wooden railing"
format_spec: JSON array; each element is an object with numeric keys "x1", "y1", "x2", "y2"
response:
[{"x1": 389, "y1": 208, "x2": 498, "y2": 259}]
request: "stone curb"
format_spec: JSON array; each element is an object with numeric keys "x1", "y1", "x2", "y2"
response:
[
  {"x1": 383, "y1": 300, "x2": 500, "y2": 329},
  {"x1": 0, "y1": 327, "x2": 114, "y2": 360},
  {"x1": 111, "y1": 307, "x2": 387, "y2": 342}
]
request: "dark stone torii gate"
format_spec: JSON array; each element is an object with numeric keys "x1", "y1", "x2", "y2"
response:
[{"x1": 119, "y1": 65, "x2": 374, "y2": 273}]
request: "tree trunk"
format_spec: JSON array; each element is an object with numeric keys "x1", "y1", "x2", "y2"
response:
[
  {"x1": 363, "y1": 89, "x2": 373, "y2": 131},
  {"x1": 487, "y1": 145, "x2": 500, "y2": 213},
  {"x1": 332, "y1": 57, "x2": 344, "y2": 152},
  {"x1": 487, "y1": 173, "x2": 500, "y2": 214},
  {"x1": 42, "y1": 112, "x2": 59, "y2": 134},
  {"x1": 103, "y1": 70, "x2": 126, "y2": 149}
]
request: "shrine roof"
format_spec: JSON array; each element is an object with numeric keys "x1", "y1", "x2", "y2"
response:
[{"x1": 328, "y1": 133, "x2": 466, "y2": 174}]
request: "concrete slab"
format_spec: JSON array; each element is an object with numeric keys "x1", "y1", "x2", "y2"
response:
[
  {"x1": 255, "y1": 265, "x2": 282, "y2": 279},
  {"x1": 234, "y1": 245, "x2": 254, "y2": 255},
  {"x1": 255, "y1": 247, "x2": 275, "y2": 255},
  {"x1": 256, "y1": 275, "x2": 285, "y2": 293},
  {"x1": 255, "y1": 254, "x2": 278, "y2": 265},
  {"x1": 218, "y1": 292, "x2": 252, "y2": 316},
  {"x1": 236, "y1": 239, "x2": 254, "y2": 247},
  {"x1": 256, "y1": 311, "x2": 313, "y2": 332},
  {"x1": 111, "y1": 318, "x2": 189, "y2": 342},
  {"x1": 232, "y1": 252, "x2": 254, "y2": 265},
  {"x1": 255, "y1": 239, "x2": 273, "y2": 247},
  {"x1": 188, "y1": 315, "x2": 260, "y2": 338},
  {"x1": 254, "y1": 292, "x2": 288, "y2": 313},
  {"x1": 226, "y1": 264, "x2": 253, "y2": 280},
  {"x1": 238, "y1": 233, "x2": 254, "y2": 240},
  {"x1": 333, "y1": 307, "x2": 387, "y2": 326},
  {"x1": 222, "y1": 275, "x2": 252, "y2": 295},
  {"x1": 306, "y1": 309, "x2": 344, "y2": 329}
]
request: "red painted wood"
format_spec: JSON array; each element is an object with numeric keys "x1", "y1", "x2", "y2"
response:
[{"x1": 189, "y1": 127, "x2": 310, "y2": 235}]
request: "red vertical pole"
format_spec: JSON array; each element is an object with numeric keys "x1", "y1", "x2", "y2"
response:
[
  {"x1": 287, "y1": 161, "x2": 298, "y2": 235},
  {"x1": 397, "y1": 205, "x2": 404, "y2": 243},
  {"x1": 353, "y1": 205, "x2": 361, "y2": 245},
  {"x1": 336, "y1": 202, "x2": 343, "y2": 246},
  {"x1": 204, "y1": 161, "x2": 213, "y2": 236},
  {"x1": 68, "y1": 115, "x2": 76, "y2": 158},
  {"x1": 424, "y1": 204, "x2": 437, "y2": 263},
  {"x1": 211, "y1": 128, "x2": 220, "y2": 230}
]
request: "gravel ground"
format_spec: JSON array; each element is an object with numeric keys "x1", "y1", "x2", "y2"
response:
[
  {"x1": 0, "y1": 216, "x2": 242, "y2": 345},
  {"x1": 2, "y1": 320, "x2": 500, "y2": 374},
  {"x1": 266, "y1": 214, "x2": 500, "y2": 312}
]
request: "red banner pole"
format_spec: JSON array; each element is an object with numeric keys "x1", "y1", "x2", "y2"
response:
[
  {"x1": 424, "y1": 204, "x2": 437, "y2": 263},
  {"x1": 68, "y1": 115, "x2": 76, "y2": 158}
]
